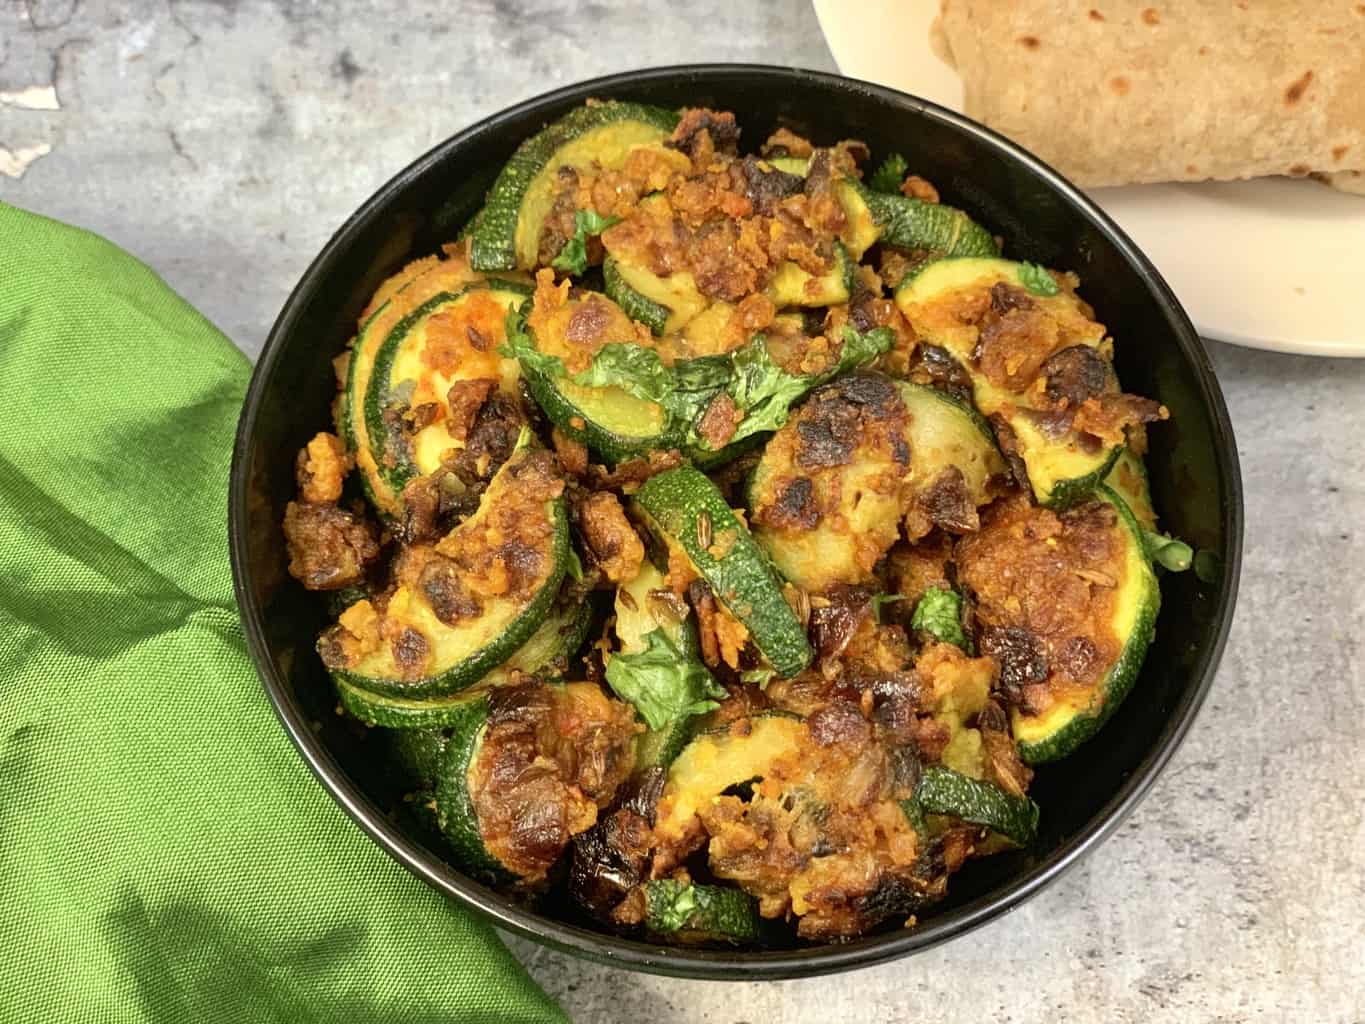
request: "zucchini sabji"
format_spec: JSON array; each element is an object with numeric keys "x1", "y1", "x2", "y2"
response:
[
  {"x1": 470, "y1": 100, "x2": 680, "y2": 272},
  {"x1": 956, "y1": 485, "x2": 1160, "y2": 763},
  {"x1": 363, "y1": 278, "x2": 532, "y2": 497},
  {"x1": 632, "y1": 466, "x2": 813, "y2": 679},
  {"x1": 321, "y1": 441, "x2": 570, "y2": 700},
  {"x1": 896, "y1": 256, "x2": 1154, "y2": 507}
]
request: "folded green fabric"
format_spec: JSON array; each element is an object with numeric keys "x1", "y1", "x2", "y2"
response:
[{"x1": 0, "y1": 202, "x2": 566, "y2": 1024}]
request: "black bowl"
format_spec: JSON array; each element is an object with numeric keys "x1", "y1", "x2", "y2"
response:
[{"x1": 229, "y1": 64, "x2": 1242, "y2": 979}]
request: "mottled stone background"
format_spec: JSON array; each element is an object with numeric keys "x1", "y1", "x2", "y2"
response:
[{"x1": 3, "y1": 2, "x2": 1361, "y2": 1021}]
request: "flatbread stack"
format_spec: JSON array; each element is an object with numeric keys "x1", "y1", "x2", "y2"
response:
[{"x1": 934, "y1": 1, "x2": 1365, "y2": 192}]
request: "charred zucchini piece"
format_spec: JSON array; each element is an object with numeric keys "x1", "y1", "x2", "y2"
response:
[
  {"x1": 470, "y1": 101, "x2": 679, "y2": 272},
  {"x1": 895, "y1": 256, "x2": 1121, "y2": 507},
  {"x1": 909, "y1": 766, "x2": 1039, "y2": 847},
  {"x1": 610, "y1": 562, "x2": 722, "y2": 768},
  {"x1": 958, "y1": 486, "x2": 1160, "y2": 764},
  {"x1": 749, "y1": 376, "x2": 1004, "y2": 594},
  {"x1": 336, "y1": 596, "x2": 591, "y2": 729},
  {"x1": 1011, "y1": 487, "x2": 1158, "y2": 762},
  {"x1": 329, "y1": 442, "x2": 569, "y2": 699},
  {"x1": 748, "y1": 373, "x2": 910, "y2": 594},
  {"x1": 364, "y1": 278, "x2": 531, "y2": 496},
  {"x1": 643, "y1": 879, "x2": 760, "y2": 944},
  {"x1": 632, "y1": 466, "x2": 813, "y2": 678},
  {"x1": 434, "y1": 682, "x2": 637, "y2": 882}
]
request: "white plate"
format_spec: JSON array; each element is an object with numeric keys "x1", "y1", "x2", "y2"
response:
[{"x1": 814, "y1": 0, "x2": 1365, "y2": 356}]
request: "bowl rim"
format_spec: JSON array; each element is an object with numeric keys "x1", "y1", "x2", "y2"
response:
[{"x1": 229, "y1": 62, "x2": 1243, "y2": 981}]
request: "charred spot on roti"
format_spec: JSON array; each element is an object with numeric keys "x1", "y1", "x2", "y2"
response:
[
  {"x1": 1332, "y1": 145, "x2": 1351, "y2": 162},
  {"x1": 1088, "y1": 9, "x2": 1104, "y2": 21},
  {"x1": 1018, "y1": 35, "x2": 1040, "y2": 49},
  {"x1": 1284, "y1": 70, "x2": 1314, "y2": 106},
  {"x1": 1141, "y1": 7, "x2": 1159, "y2": 25},
  {"x1": 1110, "y1": 76, "x2": 1130, "y2": 96}
]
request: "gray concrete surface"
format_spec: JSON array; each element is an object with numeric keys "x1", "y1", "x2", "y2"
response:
[{"x1": 4, "y1": 2, "x2": 1362, "y2": 1021}]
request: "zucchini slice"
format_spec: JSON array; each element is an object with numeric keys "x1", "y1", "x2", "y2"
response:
[
  {"x1": 749, "y1": 376, "x2": 1004, "y2": 593},
  {"x1": 342, "y1": 257, "x2": 484, "y2": 516},
  {"x1": 958, "y1": 486, "x2": 1160, "y2": 764},
  {"x1": 610, "y1": 562, "x2": 721, "y2": 769},
  {"x1": 329, "y1": 444, "x2": 569, "y2": 699},
  {"x1": 642, "y1": 879, "x2": 760, "y2": 944},
  {"x1": 653, "y1": 714, "x2": 808, "y2": 845},
  {"x1": 909, "y1": 766, "x2": 1039, "y2": 847},
  {"x1": 765, "y1": 239, "x2": 855, "y2": 308},
  {"x1": 632, "y1": 466, "x2": 813, "y2": 679},
  {"x1": 335, "y1": 596, "x2": 591, "y2": 729},
  {"x1": 603, "y1": 255, "x2": 711, "y2": 339},
  {"x1": 762, "y1": 155, "x2": 995, "y2": 262},
  {"x1": 470, "y1": 101, "x2": 679, "y2": 272},
  {"x1": 522, "y1": 369, "x2": 676, "y2": 466},
  {"x1": 364, "y1": 278, "x2": 532, "y2": 496},
  {"x1": 748, "y1": 373, "x2": 910, "y2": 594},
  {"x1": 434, "y1": 682, "x2": 638, "y2": 882},
  {"x1": 840, "y1": 181, "x2": 997, "y2": 261},
  {"x1": 895, "y1": 256, "x2": 1120, "y2": 507}
]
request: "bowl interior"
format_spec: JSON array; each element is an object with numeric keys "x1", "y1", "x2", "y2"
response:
[{"x1": 230, "y1": 65, "x2": 1240, "y2": 979}]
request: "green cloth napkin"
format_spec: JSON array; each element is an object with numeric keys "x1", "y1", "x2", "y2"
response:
[{"x1": 0, "y1": 202, "x2": 567, "y2": 1024}]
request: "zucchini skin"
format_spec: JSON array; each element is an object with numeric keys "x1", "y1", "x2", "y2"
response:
[
  {"x1": 911, "y1": 766, "x2": 1039, "y2": 846},
  {"x1": 1012, "y1": 486, "x2": 1160, "y2": 764},
  {"x1": 333, "y1": 482, "x2": 571, "y2": 700},
  {"x1": 632, "y1": 466, "x2": 813, "y2": 679},
  {"x1": 643, "y1": 879, "x2": 760, "y2": 944},
  {"x1": 850, "y1": 181, "x2": 998, "y2": 258},
  {"x1": 470, "y1": 101, "x2": 678, "y2": 272},
  {"x1": 335, "y1": 599, "x2": 592, "y2": 728},
  {"x1": 431, "y1": 693, "x2": 512, "y2": 881},
  {"x1": 343, "y1": 299, "x2": 403, "y2": 517},
  {"x1": 603, "y1": 255, "x2": 671, "y2": 336}
]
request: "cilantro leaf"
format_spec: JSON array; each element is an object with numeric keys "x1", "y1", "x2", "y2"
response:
[
  {"x1": 1144, "y1": 531, "x2": 1193, "y2": 572},
  {"x1": 868, "y1": 152, "x2": 909, "y2": 194},
  {"x1": 551, "y1": 209, "x2": 621, "y2": 276},
  {"x1": 604, "y1": 629, "x2": 725, "y2": 732},
  {"x1": 1018, "y1": 262, "x2": 1060, "y2": 297},
  {"x1": 498, "y1": 305, "x2": 567, "y2": 379},
  {"x1": 833, "y1": 323, "x2": 896, "y2": 374},
  {"x1": 645, "y1": 879, "x2": 699, "y2": 933},
  {"x1": 721, "y1": 339, "x2": 815, "y2": 444},
  {"x1": 911, "y1": 587, "x2": 970, "y2": 651}
]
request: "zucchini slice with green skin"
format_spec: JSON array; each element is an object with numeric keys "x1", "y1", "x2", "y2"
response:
[
  {"x1": 603, "y1": 255, "x2": 710, "y2": 337},
  {"x1": 895, "y1": 256, "x2": 1120, "y2": 507},
  {"x1": 336, "y1": 597, "x2": 592, "y2": 729},
  {"x1": 611, "y1": 562, "x2": 720, "y2": 768},
  {"x1": 841, "y1": 181, "x2": 998, "y2": 260},
  {"x1": 364, "y1": 279, "x2": 532, "y2": 495},
  {"x1": 1105, "y1": 448, "x2": 1157, "y2": 530},
  {"x1": 470, "y1": 101, "x2": 679, "y2": 272},
  {"x1": 765, "y1": 239, "x2": 855, "y2": 308},
  {"x1": 909, "y1": 765, "x2": 1039, "y2": 847},
  {"x1": 434, "y1": 681, "x2": 638, "y2": 882},
  {"x1": 522, "y1": 366, "x2": 677, "y2": 465},
  {"x1": 342, "y1": 258, "x2": 486, "y2": 517},
  {"x1": 330, "y1": 444, "x2": 570, "y2": 700},
  {"x1": 632, "y1": 466, "x2": 813, "y2": 678},
  {"x1": 653, "y1": 714, "x2": 807, "y2": 845},
  {"x1": 1010, "y1": 486, "x2": 1159, "y2": 763},
  {"x1": 431, "y1": 692, "x2": 507, "y2": 880},
  {"x1": 749, "y1": 376, "x2": 1004, "y2": 594},
  {"x1": 762, "y1": 155, "x2": 995, "y2": 262},
  {"x1": 642, "y1": 879, "x2": 760, "y2": 944}
]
